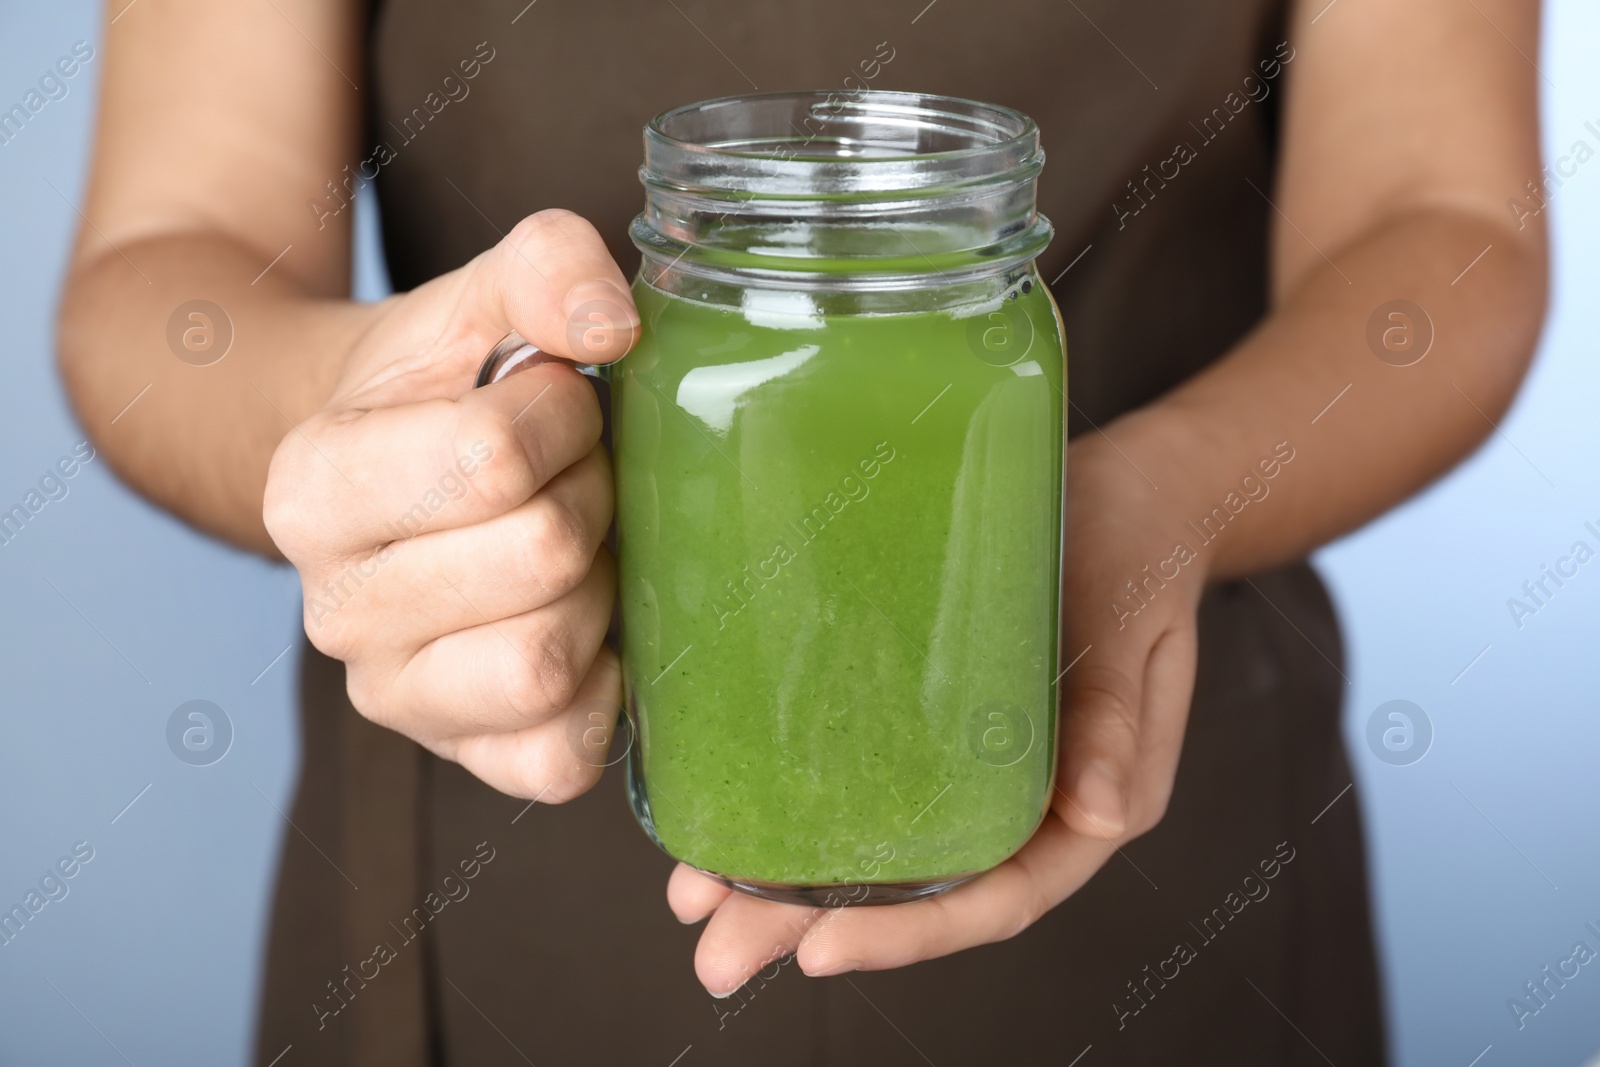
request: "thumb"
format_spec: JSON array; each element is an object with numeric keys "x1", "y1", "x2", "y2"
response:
[
  {"x1": 1057, "y1": 641, "x2": 1145, "y2": 839},
  {"x1": 474, "y1": 209, "x2": 640, "y2": 366},
  {"x1": 1057, "y1": 598, "x2": 1199, "y2": 841},
  {"x1": 338, "y1": 209, "x2": 640, "y2": 408}
]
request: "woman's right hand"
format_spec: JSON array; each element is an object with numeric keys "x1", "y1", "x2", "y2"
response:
[{"x1": 263, "y1": 209, "x2": 638, "y2": 802}]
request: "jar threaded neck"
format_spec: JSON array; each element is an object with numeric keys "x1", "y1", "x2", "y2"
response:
[{"x1": 632, "y1": 91, "x2": 1053, "y2": 296}]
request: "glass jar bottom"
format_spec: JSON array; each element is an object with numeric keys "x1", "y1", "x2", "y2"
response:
[
  {"x1": 709, "y1": 871, "x2": 977, "y2": 908},
  {"x1": 628, "y1": 755, "x2": 981, "y2": 907}
]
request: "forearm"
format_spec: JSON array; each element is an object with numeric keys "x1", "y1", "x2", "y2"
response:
[
  {"x1": 1099, "y1": 206, "x2": 1547, "y2": 583},
  {"x1": 57, "y1": 233, "x2": 383, "y2": 555}
]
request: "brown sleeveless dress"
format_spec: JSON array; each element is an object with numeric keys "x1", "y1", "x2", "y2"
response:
[{"x1": 253, "y1": 3, "x2": 1388, "y2": 1064}]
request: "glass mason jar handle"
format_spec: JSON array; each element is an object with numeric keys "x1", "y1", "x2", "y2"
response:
[{"x1": 474, "y1": 331, "x2": 607, "y2": 389}]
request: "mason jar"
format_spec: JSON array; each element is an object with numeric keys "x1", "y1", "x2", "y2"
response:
[{"x1": 593, "y1": 90, "x2": 1068, "y2": 906}]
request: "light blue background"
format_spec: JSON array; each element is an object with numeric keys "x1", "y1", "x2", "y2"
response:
[{"x1": 1, "y1": 4, "x2": 1597, "y2": 1065}]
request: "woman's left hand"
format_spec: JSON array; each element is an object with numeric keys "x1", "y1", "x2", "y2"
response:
[{"x1": 667, "y1": 423, "x2": 1210, "y2": 993}]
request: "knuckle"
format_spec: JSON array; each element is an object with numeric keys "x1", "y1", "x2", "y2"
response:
[
  {"x1": 261, "y1": 492, "x2": 305, "y2": 558},
  {"x1": 1068, "y1": 664, "x2": 1142, "y2": 736},
  {"x1": 260, "y1": 463, "x2": 294, "y2": 545},
  {"x1": 501, "y1": 210, "x2": 589, "y2": 274},
  {"x1": 303, "y1": 605, "x2": 354, "y2": 662},
  {"x1": 497, "y1": 663, "x2": 550, "y2": 721},
  {"x1": 507, "y1": 208, "x2": 586, "y2": 249},
  {"x1": 456, "y1": 415, "x2": 533, "y2": 513},
  {"x1": 522, "y1": 498, "x2": 591, "y2": 597},
  {"x1": 533, "y1": 634, "x2": 583, "y2": 710},
  {"x1": 300, "y1": 581, "x2": 360, "y2": 661},
  {"x1": 530, "y1": 742, "x2": 601, "y2": 805},
  {"x1": 1132, "y1": 794, "x2": 1171, "y2": 837},
  {"x1": 496, "y1": 631, "x2": 580, "y2": 720},
  {"x1": 262, "y1": 433, "x2": 326, "y2": 556},
  {"x1": 1071, "y1": 662, "x2": 1139, "y2": 708}
]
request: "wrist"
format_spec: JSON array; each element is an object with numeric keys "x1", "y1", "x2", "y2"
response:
[
  {"x1": 309, "y1": 295, "x2": 399, "y2": 413},
  {"x1": 1077, "y1": 402, "x2": 1301, "y2": 588},
  {"x1": 1067, "y1": 431, "x2": 1209, "y2": 631}
]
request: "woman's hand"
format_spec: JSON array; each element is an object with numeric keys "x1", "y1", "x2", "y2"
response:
[
  {"x1": 667, "y1": 417, "x2": 1209, "y2": 993},
  {"x1": 263, "y1": 209, "x2": 638, "y2": 802}
]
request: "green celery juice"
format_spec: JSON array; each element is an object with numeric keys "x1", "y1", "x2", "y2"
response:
[{"x1": 614, "y1": 275, "x2": 1065, "y2": 890}]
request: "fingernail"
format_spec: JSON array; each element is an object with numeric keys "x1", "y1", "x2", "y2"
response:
[
  {"x1": 1074, "y1": 761, "x2": 1127, "y2": 836},
  {"x1": 561, "y1": 279, "x2": 640, "y2": 328},
  {"x1": 709, "y1": 983, "x2": 742, "y2": 1000},
  {"x1": 801, "y1": 959, "x2": 860, "y2": 978}
]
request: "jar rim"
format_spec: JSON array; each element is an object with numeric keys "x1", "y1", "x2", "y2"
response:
[
  {"x1": 632, "y1": 90, "x2": 1052, "y2": 296},
  {"x1": 644, "y1": 89, "x2": 1039, "y2": 167}
]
